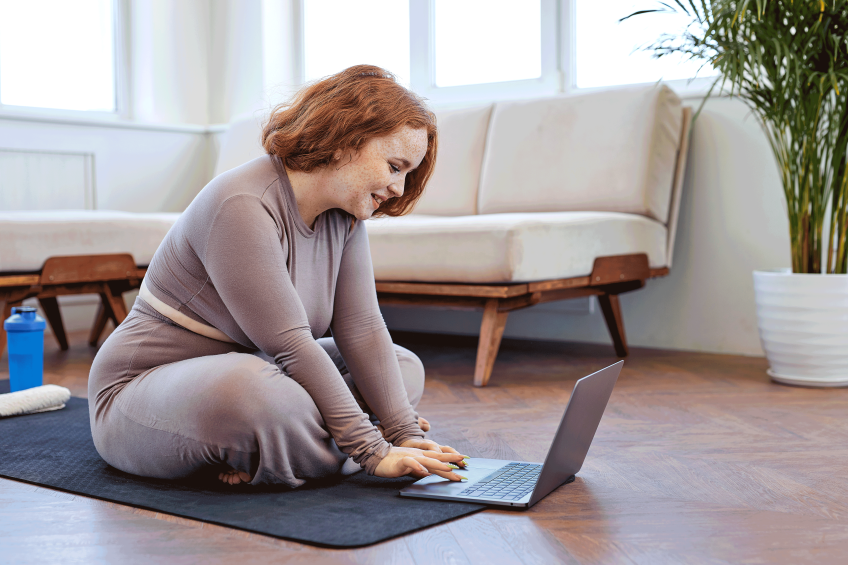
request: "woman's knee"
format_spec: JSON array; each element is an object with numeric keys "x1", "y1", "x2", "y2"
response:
[
  {"x1": 393, "y1": 345, "x2": 425, "y2": 408},
  {"x1": 208, "y1": 354, "x2": 323, "y2": 427}
]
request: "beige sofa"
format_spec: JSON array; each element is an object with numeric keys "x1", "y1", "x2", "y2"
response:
[
  {"x1": 218, "y1": 84, "x2": 692, "y2": 387},
  {"x1": 0, "y1": 84, "x2": 690, "y2": 385}
]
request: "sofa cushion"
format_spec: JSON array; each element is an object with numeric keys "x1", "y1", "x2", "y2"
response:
[
  {"x1": 0, "y1": 210, "x2": 179, "y2": 272},
  {"x1": 365, "y1": 212, "x2": 667, "y2": 283},
  {"x1": 477, "y1": 84, "x2": 682, "y2": 224},
  {"x1": 412, "y1": 104, "x2": 493, "y2": 216}
]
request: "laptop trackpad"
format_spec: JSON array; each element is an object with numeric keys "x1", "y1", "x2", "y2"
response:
[{"x1": 403, "y1": 458, "x2": 520, "y2": 496}]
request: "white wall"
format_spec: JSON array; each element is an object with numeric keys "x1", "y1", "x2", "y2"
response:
[
  {"x1": 380, "y1": 96, "x2": 792, "y2": 356},
  {"x1": 130, "y1": 0, "x2": 211, "y2": 125},
  {"x1": 208, "y1": 0, "x2": 266, "y2": 124}
]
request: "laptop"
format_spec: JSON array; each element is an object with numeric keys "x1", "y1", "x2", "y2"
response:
[{"x1": 399, "y1": 360, "x2": 622, "y2": 508}]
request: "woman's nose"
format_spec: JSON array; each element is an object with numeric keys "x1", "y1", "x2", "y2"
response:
[{"x1": 388, "y1": 181, "x2": 404, "y2": 198}]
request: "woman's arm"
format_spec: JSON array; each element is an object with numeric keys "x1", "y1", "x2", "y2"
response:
[
  {"x1": 329, "y1": 219, "x2": 425, "y2": 447},
  {"x1": 202, "y1": 194, "x2": 391, "y2": 473}
]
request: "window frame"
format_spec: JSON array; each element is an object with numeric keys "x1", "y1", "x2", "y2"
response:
[
  {"x1": 0, "y1": 0, "x2": 128, "y2": 120},
  {"x1": 408, "y1": 0, "x2": 561, "y2": 104}
]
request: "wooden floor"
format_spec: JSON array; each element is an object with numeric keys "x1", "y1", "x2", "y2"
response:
[{"x1": 1, "y1": 329, "x2": 847, "y2": 564}]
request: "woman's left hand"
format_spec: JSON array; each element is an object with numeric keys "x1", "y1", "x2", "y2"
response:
[{"x1": 398, "y1": 438, "x2": 467, "y2": 468}]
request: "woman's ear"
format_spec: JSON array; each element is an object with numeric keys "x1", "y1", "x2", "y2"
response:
[{"x1": 332, "y1": 149, "x2": 343, "y2": 161}]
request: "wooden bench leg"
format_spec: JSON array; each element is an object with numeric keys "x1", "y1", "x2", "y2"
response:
[
  {"x1": 0, "y1": 300, "x2": 21, "y2": 357},
  {"x1": 88, "y1": 302, "x2": 111, "y2": 347},
  {"x1": 474, "y1": 298, "x2": 509, "y2": 387},
  {"x1": 89, "y1": 283, "x2": 129, "y2": 348},
  {"x1": 598, "y1": 293, "x2": 628, "y2": 357},
  {"x1": 38, "y1": 296, "x2": 69, "y2": 351}
]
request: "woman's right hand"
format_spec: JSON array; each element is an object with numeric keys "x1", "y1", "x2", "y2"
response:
[{"x1": 374, "y1": 446, "x2": 469, "y2": 482}]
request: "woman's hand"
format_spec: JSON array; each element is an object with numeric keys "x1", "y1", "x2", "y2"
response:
[
  {"x1": 374, "y1": 446, "x2": 469, "y2": 481},
  {"x1": 398, "y1": 438, "x2": 466, "y2": 468}
]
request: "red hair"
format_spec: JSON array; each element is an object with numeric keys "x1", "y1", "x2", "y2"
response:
[{"x1": 262, "y1": 65, "x2": 438, "y2": 217}]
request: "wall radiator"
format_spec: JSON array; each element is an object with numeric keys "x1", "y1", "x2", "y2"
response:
[{"x1": 0, "y1": 148, "x2": 96, "y2": 210}]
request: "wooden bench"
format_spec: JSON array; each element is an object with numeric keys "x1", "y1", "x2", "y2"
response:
[{"x1": 0, "y1": 254, "x2": 145, "y2": 355}]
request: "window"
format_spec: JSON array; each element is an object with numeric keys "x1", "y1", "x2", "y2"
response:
[
  {"x1": 0, "y1": 0, "x2": 117, "y2": 112},
  {"x1": 303, "y1": 0, "x2": 410, "y2": 85},
  {"x1": 299, "y1": 0, "x2": 712, "y2": 104},
  {"x1": 573, "y1": 0, "x2": 715, "y2": 89},
  {"x1": 433, "y1": 0, "x2": 541, "y2": 87}
]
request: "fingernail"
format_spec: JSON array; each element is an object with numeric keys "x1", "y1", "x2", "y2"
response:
[
  {"x1": 455, "y1": 475, "x2": 468, "y2": 481},
  {"x1": 447, "y1": 463, "x2": 460, "y2": 469}
]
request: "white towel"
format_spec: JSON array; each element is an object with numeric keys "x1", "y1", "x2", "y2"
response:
[{"x1": 0, "y1": 384, "x2": 71, "y2": 417}]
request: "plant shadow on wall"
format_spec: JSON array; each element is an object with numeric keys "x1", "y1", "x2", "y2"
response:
[{"x1": 629, "y1": 0, "x2": 848, "y2": 387}]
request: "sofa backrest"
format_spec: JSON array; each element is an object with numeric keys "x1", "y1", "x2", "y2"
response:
[
  {"x1": 477, "y1": 84, "x2": 683, "y2": 224},
  {"x1": 214, "y1": 106, "x2": 492, "y2": 218},
  {"x1": 411, "y1": 104, "x2": 492, "y2": 216},
  {"x1": 214, "y1": 113, "x2": 266, "y2": 177}
]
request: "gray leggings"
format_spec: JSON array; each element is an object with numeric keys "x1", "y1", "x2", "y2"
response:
[{"x1": 88, "y1": 298, "x2": 425, "y2": 487}]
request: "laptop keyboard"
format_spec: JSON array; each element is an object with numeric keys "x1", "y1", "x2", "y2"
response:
[{"x1": 459, "y1": 462, "x2": 542, "y2": 501}]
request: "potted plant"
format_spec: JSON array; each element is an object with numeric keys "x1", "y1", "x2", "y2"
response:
[{"x1": 629, "y1": 0, "x2": 848, "y2": 386}]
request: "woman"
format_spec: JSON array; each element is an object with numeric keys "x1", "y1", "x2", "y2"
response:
[{"x1": 88, "y1": 65, "x2": 467, "y2": 487}]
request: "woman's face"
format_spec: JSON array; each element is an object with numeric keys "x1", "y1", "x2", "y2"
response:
[{"x1": 328, "y1": 126, "x2": 429, "y2": 221}]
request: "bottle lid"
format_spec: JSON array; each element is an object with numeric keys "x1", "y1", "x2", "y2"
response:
[{"x1": 3, "y1": 306, "x2": 47, "y2": 332}]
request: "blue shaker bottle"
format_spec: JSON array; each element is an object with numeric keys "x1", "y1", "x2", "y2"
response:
[{"x1": 4, "y1": 306, "x2": 46, "y2": 392}]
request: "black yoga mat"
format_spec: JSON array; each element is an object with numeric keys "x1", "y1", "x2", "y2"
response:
[{"x1": 0, "y1": 380, "x2": 485, "y2": 548}]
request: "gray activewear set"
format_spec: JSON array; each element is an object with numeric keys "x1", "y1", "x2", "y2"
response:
[{"x1": 88, "y1": 155, "x2": 425, "y2": 487}]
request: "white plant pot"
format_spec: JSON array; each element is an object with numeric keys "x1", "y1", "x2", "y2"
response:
[{"x1": 753, "y1": 269, "x2": 848, "y2": 387}]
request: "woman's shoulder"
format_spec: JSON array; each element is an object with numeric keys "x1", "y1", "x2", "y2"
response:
[{"x1": 205, "y1": 155, "x2": 281, "y2": 202}]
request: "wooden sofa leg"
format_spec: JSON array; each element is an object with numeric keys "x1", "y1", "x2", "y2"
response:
[
  {"x1": 474, "y1": 298, "x2": 509, "y2": 387},
  {"x1": 38, "y1": 297, "x2": 69, "y2": 351},
  {"x1": 598, "y1": 293, "x2": 628, "y2": 357}
]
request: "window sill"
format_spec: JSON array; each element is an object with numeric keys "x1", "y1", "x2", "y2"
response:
[{"x1": 0, "y1": 108, "x2": 214, "y2": 134}]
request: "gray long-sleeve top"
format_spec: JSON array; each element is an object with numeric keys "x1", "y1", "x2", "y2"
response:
[{"x1": 144, "y1": 155, "x2": 424, "y2": 474}]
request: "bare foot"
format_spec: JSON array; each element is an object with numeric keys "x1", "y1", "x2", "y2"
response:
[{"x1": 217, "y1": 468, "x2": 252, "y2": 485}]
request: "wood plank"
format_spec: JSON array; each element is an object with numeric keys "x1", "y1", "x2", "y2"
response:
[
  {"x1": 40, "y1": 254, "x2": 138, "y2": 285},
  {"x1": 589, "y1": 254, "x2": 650, "y2": 286},
  {"x1": 405, "y1": 522, "x2": 471, "y2": 565},
  {"x1": 527, "y1": 276, "x2": 592, "y2": 293},
  {"x1": 377, "y1": 293, "x2": 487, "y2": 310},
  {"x1": 376, "y1": 281, "x2": 528, "y2": 298},
  {"x1": 0, "y1": 274, "x2": 40, "y2": 287}
]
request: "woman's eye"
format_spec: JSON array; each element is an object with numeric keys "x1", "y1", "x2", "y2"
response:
[{"x1": 389, "y1": 163, "x2": 400, "y2": 173}]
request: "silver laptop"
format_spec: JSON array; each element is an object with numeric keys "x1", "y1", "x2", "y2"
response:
[{"x1": 399, "y1": 360, "x2": 622, "y2": 508}]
